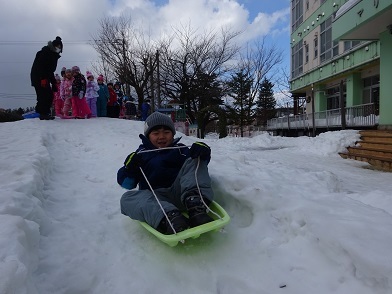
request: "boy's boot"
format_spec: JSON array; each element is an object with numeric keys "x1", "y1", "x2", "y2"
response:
[
  {"x1": 157, "y1": 210, "x2": 189, "y2": 235},
  {"x1": 185, "y1": 195, "x2": 213, "y2": 227}
]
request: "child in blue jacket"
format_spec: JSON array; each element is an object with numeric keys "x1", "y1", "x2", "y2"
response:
[{"x1": 117, "y1": 112, "x2": 214, "y2": 234}]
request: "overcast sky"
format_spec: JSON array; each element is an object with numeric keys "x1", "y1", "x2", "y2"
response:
[{"x1": 0, "y1": 0, "x2": 290, "y2": 110}]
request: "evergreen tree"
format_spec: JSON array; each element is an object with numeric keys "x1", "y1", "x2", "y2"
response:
[
  {"x1": 256, "y1": 78, "x2": 276, "y2": 127},
  {"x1": 191, "y1": 71, "x2": 224, "y2": 138},
  {"x1": 226, "y1": 69, "x2": 254, "y2": 137}
]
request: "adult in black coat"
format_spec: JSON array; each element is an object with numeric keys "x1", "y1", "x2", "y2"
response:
[{"x1": 30, "y1": 36, "x2": 63, "y2": 120}]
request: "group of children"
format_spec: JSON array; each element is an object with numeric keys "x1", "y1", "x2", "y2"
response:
[
  {"x1": 51, "y1": 66, "x2": 151, "y2": 120},
  {"x1": 51, "y1": 66, "x2": 94, "y2": 118},
  {"x1": 51, "y1": 66, "x2": 121, "y2": 119}
]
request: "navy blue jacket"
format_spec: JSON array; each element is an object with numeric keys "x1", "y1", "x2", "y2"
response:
[{"x1": 117, "y1": 135, "x2": 192, "y2": 190}]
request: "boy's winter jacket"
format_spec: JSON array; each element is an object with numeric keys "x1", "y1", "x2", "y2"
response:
[{"x1": 117, "y1": 135, "x2": 196, "y2": 190}]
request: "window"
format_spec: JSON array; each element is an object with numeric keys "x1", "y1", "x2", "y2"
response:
[
  {"x1": 292, "y1": 0, "x2": 303, "y2": 31},
  {"x1": 291, "y1": 42, "x2": 303, "y2": 79},
  {"x1": 320, "y1": 16, "x2": 333, "y2": 63},
  {"x1": 333, "y1": 40, "x2": 339, "y2": 57},
  {"x1": 314, "y1": 37, "x2": 318, "y2": 59},
  {"x1": 343, "y1": 41, "x2": 361, "y2": 52},
  {"x1": 326, "y1": 84, "x2": 346, "y2": 110},
  {"x1": 362, "y1": 75, "x2": 380, "y2": 114},
  {"x1": 305, "y1": 43, "x2": 309, "y2": 63}
]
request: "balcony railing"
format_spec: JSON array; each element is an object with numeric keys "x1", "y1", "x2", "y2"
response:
[{"x1": 267, "y1": 103, "x2": 378, "y2": 131}]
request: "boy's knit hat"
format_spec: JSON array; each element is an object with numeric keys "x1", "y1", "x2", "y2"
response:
[
  {"x1": 97, "y1": 74, "x2": 104, "y2": 82},
  {"x1": 144, "y1": 112, "x2": 175, "y2": 136}
]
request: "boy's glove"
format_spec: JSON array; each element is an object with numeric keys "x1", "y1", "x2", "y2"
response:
[
  {"x1": 190, "y1": 142, "x2": 211, "y2": 160},
  {"x1": 40, "y1": 79, "x2": 48, "y2": 88},
  {"x1": 124, "y1": 152, "x2": 143, "y2": 170},
  {"x1": 78, "y1": 91, "x2": 84, "y2": 99}
]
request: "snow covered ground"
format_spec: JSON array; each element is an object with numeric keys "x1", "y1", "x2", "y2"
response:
[{"x1": 1, "y1": 118, "x2": 392, "y2": 294}]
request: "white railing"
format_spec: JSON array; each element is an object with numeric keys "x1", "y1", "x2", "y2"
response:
[{"x1": 267, "y1": 103, "x2": 378, "y2": 130}]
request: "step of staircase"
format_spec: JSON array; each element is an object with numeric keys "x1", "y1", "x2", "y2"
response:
[
  {"x1": 358, "y1": 141, "x2": 392, "y2": 151},
  {"x1": 347, "y1": 146, "x2": 392, "y2": 159},
  {"x1": 360, "y1": 130, "x2": 392, "y2": 144},
  {"x1": 339, "y1": 130, "x2": 392, "y2": 172}
]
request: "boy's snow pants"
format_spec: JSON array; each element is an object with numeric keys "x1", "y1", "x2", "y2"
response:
[{"x1": 120, "y1": 158, "x2": 214, "y2": 228}]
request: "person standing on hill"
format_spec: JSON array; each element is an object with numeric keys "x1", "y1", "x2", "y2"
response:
[
  {"x1": 96, "y1": 75, "x2": 109, "y2": 117},
  {"x1": 106, "y1": 82, "x2": 119, "y2": 118},
  {"x1": 71, "y1": 66, "x2": 91, "y2": 119},
  {"x1": 30, "y1": 36, "x2": 63, "y2": 120},
  {"x1": 52, "y1": 74, "x2": 63, "y2": 117},
  {"x1": 141, "y1": 98, "x2": 151, "y2": 121},
  {"x1": 60, "y1": 68, "x2": 74, "y2": 118},
  {"x1": 85, "y1": 71, "x2": 100, "y2": 118},
  {"x1": 124, "y1": 97, "x2": 137, "y2": 119}
]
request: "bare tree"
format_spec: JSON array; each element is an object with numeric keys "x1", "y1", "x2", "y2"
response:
[
  {"x1": 158, "y1": 24, "x2": 241, "y2": 137},
  {"x1": 275, "y1": 67, "x2": 293, "y2": 107},
  {"x1": 91, "y1": 15, "x2": 158, "y2": 109},
  {"x1": 275, "y1": 67, "x2": 306, "y2": 115},
  {"x1": 227, "y1": 38, "x2": 283, "y2": 125}
]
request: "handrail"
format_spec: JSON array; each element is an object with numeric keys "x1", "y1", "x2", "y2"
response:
[{"x1": 267, "y1": 103, "x2": 378, "y2": 130}]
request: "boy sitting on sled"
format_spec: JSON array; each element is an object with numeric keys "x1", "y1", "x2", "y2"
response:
[{"x1": 117, "y1": 112, "x2": 214, "y2": 234}]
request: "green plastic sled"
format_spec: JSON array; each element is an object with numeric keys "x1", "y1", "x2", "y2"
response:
[{"x1": 139, "y1": 201, "x2": 230, "y2": 247}]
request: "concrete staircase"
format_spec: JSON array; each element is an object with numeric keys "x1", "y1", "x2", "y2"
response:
[{"x1": 339, "y1": 130, "x2": 392, "y2": 172}]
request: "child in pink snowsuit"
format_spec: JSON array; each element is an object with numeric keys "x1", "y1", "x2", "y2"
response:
[
  {"x1": 52, "y1": 74, "x2": 63, "y2": 117},
  {"x1": 60, "y1": 69, "x2": 74, "y2": 118},
  {"x1": 85, "y1": 71, "x2": 100, "y2": 117},
  {"x1": 71, "y1": 66, "x2": 91, "y2": 119}
]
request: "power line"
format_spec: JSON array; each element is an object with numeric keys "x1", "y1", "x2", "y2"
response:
[
  {"x1": 0, "y1": 40, "x2": 94, "y2": 45},
  {"x1": 0, "y1": 93, "x2": 35, "y2": 100}
]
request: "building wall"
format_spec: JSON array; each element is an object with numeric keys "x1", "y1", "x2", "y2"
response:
[
  {"x1": 290, "y1": 0, "x2": 392, "y2": 128},
  {"x1": 379, "y1": 31, "x2": 392, "y2": 126}
]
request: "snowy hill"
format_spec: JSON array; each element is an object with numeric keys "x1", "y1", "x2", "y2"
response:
[{"x1": 1, "y1": 118, "x2": 392, "y2": 294}]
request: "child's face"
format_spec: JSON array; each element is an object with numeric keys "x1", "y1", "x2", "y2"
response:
[
  {"x1": 148, "y1": 128, "x2": 174, "y2": 148},
  {"x1": 88, "y1": 76, "x2": 94, "y2": 81}
]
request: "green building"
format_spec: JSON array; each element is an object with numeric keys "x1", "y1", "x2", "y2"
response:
[{"x1": 268, "y1": 0, "x2": 392, "y2": 135}]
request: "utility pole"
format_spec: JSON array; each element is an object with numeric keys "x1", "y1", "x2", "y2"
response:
[
  {"x1": 156, "y1": 50, "x2": 161, "y2": 109},
  {"x1": 149, "y1": 55, "x2": 155, "y2": 112},
  {"x1": 122, "y1": 38, "x2": 130, "y2": 96}
]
